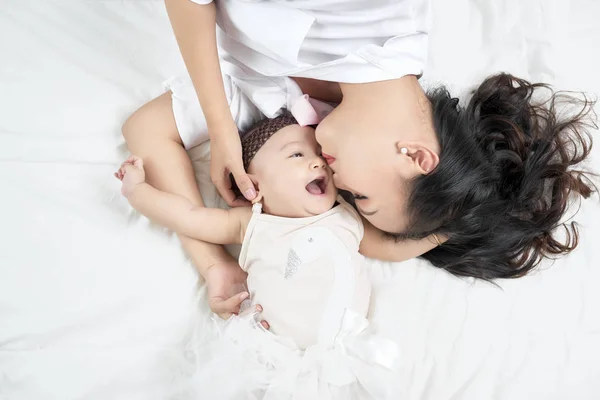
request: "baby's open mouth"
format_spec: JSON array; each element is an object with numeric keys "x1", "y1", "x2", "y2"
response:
[{"x1": 305, "y1": 177, "x2": 327, "y2": 195}]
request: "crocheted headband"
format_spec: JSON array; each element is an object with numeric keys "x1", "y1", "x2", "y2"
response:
[
  {"x1": 241, "y1": 113, "x2": 298, "y2": 171},
  {"x1": 229, "y1": 113, "x2": 299, "y2": 198}
]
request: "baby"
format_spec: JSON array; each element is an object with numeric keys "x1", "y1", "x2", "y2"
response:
[{"x1": 116, "y1": 114, "x2": 436, "y2": 398}]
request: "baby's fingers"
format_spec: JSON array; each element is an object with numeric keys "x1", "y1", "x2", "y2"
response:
[
  {"x1": 132, "y1": 156, "x2": 143, "y2": 169},
  {"x1": 123, "y1": 164, "x2": 138, "y2": 174},
  {"x1": 124, "y1": 155, "x2": 143, "y2": 169},
  {"x1": 211, "y1": 292, "x2": 249, "y2": 319},
  {"x1": 114, "y1": 167, "x2": 125, "y2": 180}
]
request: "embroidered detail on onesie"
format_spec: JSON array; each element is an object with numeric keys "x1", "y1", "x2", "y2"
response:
[
  {"x1": 285, "y1": 249, "x2": 302, "y2": 279},
  {"x1": 285, "y1": 233, "x2": 319, "y2": 279}
]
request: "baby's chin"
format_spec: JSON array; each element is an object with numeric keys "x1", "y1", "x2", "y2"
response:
[
  {"x1": 265, "y1": 187, "x2": 337, "y2": 218},
  {"x1": 303, "y1": 192, "x2": 338, "y2": 216}
]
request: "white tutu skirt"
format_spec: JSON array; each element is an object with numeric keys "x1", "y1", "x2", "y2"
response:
[{"x1": 182, "y1": 308, "x2": 400, "y2": 400}]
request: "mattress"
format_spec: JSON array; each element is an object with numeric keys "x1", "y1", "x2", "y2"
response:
[{"x1": 1, "y1": 1, "x2": 599, "y2": 399}]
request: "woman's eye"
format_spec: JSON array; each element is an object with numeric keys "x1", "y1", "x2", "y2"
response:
[
  {"x1": 290, "y1": 152, "x2": 303, "y2": 158},
  {"x1": 353, "y1": 194, "x2": 368, "y2": 200}
]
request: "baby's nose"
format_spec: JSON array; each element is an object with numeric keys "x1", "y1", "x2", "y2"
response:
[{"x1": 310, "y1": 158, "x2": 326, "y2": 169}]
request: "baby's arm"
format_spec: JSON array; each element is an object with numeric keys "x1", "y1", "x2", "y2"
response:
[
  {"x1": 116, "y1": 156, "x2": 251, "y2": 245},
  {"x1": 359, "y1": 217, "x2": 443, "y2": 262}
]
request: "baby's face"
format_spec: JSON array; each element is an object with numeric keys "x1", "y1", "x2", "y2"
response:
[{"x1": 249, "y1": 125, "x2": 337, "y2": 218}]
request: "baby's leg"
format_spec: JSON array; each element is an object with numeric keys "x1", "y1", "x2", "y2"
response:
[{"x1": 122, "y1": 92, "x2": 236, "y2": 275}]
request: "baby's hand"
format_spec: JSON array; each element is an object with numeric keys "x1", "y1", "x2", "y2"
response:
[
  {"x1": 114, "y1": 155, "x2": 146, "y2": 197},
  {"x1": 204, "y1": 262, "x2": 270, "y2": 330}
]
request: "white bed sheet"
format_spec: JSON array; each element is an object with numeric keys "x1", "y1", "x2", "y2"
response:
[{"x1": 0, "y1": 1, "x2": 599, "y2": 399}]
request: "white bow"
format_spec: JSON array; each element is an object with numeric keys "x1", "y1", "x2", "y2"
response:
[{"x1": 263, "y1": 309, "x2": 400, "y2": 400}]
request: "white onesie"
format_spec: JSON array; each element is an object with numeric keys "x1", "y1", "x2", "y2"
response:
[
  {"x1": 190, "y1": 197, "x2": 398, "y2": 399},
  {"x1": 238, "y1": 197, "x2": 371, "y2": 349}
]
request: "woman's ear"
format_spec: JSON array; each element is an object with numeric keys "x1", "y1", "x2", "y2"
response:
[{"x1": 397, "y1": 143, "x2": 439, "y2": 174}]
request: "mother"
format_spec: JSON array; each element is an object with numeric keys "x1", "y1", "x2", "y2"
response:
[{"x1": 122, "y1": 0, "x2": 595, "y2": 316}]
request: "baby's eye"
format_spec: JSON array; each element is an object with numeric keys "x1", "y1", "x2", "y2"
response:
[
  {"x1": 290, "y1": 152, "x2": 304, "y2": 158},
  {"x1": 353, "y1": 194, "x2": 368, "y2": 200}
]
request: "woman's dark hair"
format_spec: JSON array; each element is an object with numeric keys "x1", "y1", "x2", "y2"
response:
[{"x1": 401, "y1": 73, "x2": 597, "y2": 280}]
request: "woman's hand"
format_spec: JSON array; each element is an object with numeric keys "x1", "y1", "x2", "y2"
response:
[
  {"x1": 210, "y1": 123, "x2": 257, "y2": 206},
  {"x1": 115, "y1": 155, "x2": 146, "y2": 198}
]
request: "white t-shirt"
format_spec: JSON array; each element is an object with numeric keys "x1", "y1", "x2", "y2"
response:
[{"x1": 169, "y1": 0, "x2": 431, "y2": 149}]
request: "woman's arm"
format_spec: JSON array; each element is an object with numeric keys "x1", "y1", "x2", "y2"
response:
[
  {"x1": 359, "y1": 217, "x2": 441, "y2": 262},
  {"x1": 165, "y1": 0, "x2": 232, "y2": 130},
  {"x1": 165, "y1": 0, "x2": 256, "y2": 203}
]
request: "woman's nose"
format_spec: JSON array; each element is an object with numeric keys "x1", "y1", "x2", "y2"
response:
[{"x1": 314, "y1": 120, "x2": 332, "y2": 146}]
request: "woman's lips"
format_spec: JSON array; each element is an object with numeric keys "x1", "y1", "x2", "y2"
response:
[{"x1": 322, "y1": 152, "x2": 336, "y2": 165}]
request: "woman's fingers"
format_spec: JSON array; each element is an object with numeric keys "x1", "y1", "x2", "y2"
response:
[
  {"x1": 212, "y1": 171, "x2": 237, "y2": 207},
  {"x1": 229, "y1": 161, "x2": 256, "y2": 202}
]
